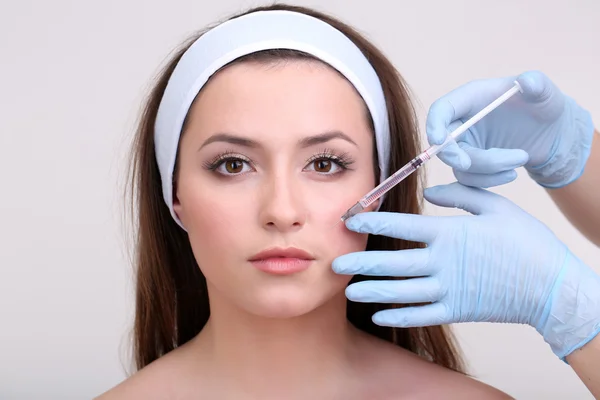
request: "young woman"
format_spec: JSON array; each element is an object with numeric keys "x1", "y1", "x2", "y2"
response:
[{"x1": 98, "y1": 4, "x2": 511, "y2": 399}]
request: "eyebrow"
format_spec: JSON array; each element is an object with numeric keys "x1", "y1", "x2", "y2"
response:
[{"x1": 198, "y1": 131, "x2": 358, "y2": 151}]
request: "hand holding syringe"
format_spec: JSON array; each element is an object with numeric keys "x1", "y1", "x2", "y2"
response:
[{"x1": 340, "y1": 81, "x2": 523, "y2": 223}]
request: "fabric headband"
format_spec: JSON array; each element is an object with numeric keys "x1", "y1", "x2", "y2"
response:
[{"x1": 154, "y1": 10, "x2": 391, "y2": 228}]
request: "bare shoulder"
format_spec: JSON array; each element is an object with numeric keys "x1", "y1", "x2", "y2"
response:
[
  {"x1": 415, "y1": 364, "x2": 514, "y2": 400},
  {"x1": 356, "y1": 334, "x2": 513, "y2": 400},
  {"x1": 94, "y1": 345, "x2": 199, "y2": 400}
]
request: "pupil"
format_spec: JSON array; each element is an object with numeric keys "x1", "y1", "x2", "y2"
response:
[
  {"x1": 316, "y1": 160, "x2": 331, "y2": 172},
  {"x1": 226, "y1": 160, "x2": 243, "y2": 173}
]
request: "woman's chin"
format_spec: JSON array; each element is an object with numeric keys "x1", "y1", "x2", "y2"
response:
[{"x1": 241, "y1": 286, "x2": 343, "y2": 319}]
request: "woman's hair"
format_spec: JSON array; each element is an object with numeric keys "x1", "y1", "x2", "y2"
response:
[{"x1": 126, "y1": 3, "x2": 464, "y2": 373}]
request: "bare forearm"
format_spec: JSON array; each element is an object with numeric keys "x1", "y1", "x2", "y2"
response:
[
  {"x1": 547, "y1": 131, "x2": 600, "y2": 246},
  {"x1": 566, "y1": 333, "x2": 600, "y2": 398}
]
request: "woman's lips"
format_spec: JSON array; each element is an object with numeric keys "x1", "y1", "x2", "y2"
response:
[
  {"x1": 250, "y1": 258, "x2": 313, "y2": 274},
  {"x1": 249, "y1": 247, "x2": 314, "y2": 275}
]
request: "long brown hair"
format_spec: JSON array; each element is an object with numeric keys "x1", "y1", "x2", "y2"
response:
[{"x1": 126, "y1": 3, "x2": 464, "y2": 373}]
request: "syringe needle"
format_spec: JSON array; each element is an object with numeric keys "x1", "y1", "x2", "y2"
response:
[
  {"x1": 330, "y1": 219, "x2": 344, "y2": 229},
  {"x1": 331, "y1": 202, "x2": 365, "y2": 229},
  {"x1": 341, "y1": 202, "x2": 365, "y2": 223}
]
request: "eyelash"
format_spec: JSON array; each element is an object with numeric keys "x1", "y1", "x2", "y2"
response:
[
  {"x1": 203, "y1": 148, "x2": 355, "y2": 175},
  {"x1": 203, "y1": 151, "x2": 252, "y2": 172}
]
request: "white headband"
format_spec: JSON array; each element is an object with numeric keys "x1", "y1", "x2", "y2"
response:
[{"x1": 154, "y1": 10, "x2": 390, "y2": 228}]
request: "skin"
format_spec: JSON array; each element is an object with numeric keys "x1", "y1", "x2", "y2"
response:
[
  {"x1": 548, "y1": 131, "x2": 600, "y2": 246},
  {"x1": 97, "y1": 61, "x2": 511, "y2": 399},
  {"x1": 567, "y1": 334, "x2": 600, "y2": 399},
  {"x1": 554, "y1": 131, "x2": 600, "y2": 397}
]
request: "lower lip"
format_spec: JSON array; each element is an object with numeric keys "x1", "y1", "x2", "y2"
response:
[{"x1": 250, "y1": 258, "x2": 312, "y2": 275}]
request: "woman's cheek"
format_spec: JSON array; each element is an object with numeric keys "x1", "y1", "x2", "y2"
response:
[
  {"x1": 183, "y1": 185, "x2": 251, "y2": 245},
  {"x1": 308, "y1": 187, "x2": 370, "y2": 255}
]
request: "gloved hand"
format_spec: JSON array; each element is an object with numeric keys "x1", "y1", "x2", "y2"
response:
[
  {"x1": 426, "y1": 71, "x2": 595, "y2": 188},
  {"x1": 332, "y1": 183, "x2": 600, "y2": 360}
]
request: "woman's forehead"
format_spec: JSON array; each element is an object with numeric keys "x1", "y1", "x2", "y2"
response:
[{"x1": 185, "y1": 60, "x2": 373, "y2": 143}]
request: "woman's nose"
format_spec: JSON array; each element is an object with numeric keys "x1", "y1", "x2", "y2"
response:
[{"x1": 258, "y1": 173, "x2": 307, "y2": 232}]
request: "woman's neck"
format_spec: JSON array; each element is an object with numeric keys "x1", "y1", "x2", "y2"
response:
[{"x1": 192, "y1": 285, "x2": 364, "y2": 398}]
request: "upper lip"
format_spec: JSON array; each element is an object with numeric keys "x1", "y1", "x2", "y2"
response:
[{"x1": 249, "y1": 247, "x2": 315, "y2": 261}]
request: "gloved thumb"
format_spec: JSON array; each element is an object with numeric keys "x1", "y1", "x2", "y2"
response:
[
  {"x1": 516, "y1": 71, "x2": 565, "y2": 118},
  {"x1": 424, "y1": 182, "x2": 507, "y2": 215}
]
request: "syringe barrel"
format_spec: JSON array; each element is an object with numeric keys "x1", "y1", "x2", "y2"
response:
[{"x1": 360, "y1": 154, "x2": 426, "y2": 206}]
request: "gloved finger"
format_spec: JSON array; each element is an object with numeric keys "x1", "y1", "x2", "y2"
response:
[
  {"x1": 433, "y1": 120, "x2": 472, "y2": 171},
  {"x1": 453, "y1": 169, "x2": 518, "y2": 188},
  {"x1": 345, "y1": 277, "x2": 442, "y2": 304},
  {"x1": 345, "y1": 212, "x2": 440, "y2": 244},
  {"x1": 425, "y1": 76, "x2": 516, "y2": 146},
  {"x1": 425, "y1": 94, "x2": 457, "y2": 146},
  {"x1": 332, "y1": 248, "x2": 433, "y2": 277},
  {"x1": 516, "y1": 70, "x2": 564, "y2": 114},
  {"x1": 434, "y1": 140, "x2": 472, "y2": 171},
  {"x1": 424, "y1": 182, "x2": 507, "y2": 215},
  {"x1": 371, "y1": 303, "x2": 451, "y2": 328},
  {"x1": 437, "y1": 120, "x2": 471, "y2": 171},
  {"x1": 458, "y1": 142, "x2": 529, "y2": 174}
]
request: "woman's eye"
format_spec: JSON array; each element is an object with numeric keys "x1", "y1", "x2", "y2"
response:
[
  {"x1": 306, "y1": 158, "x2": 341, "y2": 174},
  {"x1": 216, "y1": 158, "x2": 252, "y2": 175}
]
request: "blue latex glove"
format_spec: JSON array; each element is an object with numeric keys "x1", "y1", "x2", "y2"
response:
[
  {"x1": 332, "y1": 183, "x2": 600, "y2": 360},
  {"x1": 426, "y1": 71, "x2": 595, "y2": 188}
]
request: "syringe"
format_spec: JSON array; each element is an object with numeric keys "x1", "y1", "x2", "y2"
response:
[{"x1": 339, "y1": 81, "x2": 523, "y2": 223}]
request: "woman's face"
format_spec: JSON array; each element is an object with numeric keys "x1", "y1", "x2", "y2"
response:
[{"x1": 174, "y1": 59, "x2": 377, "y2": 318}]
